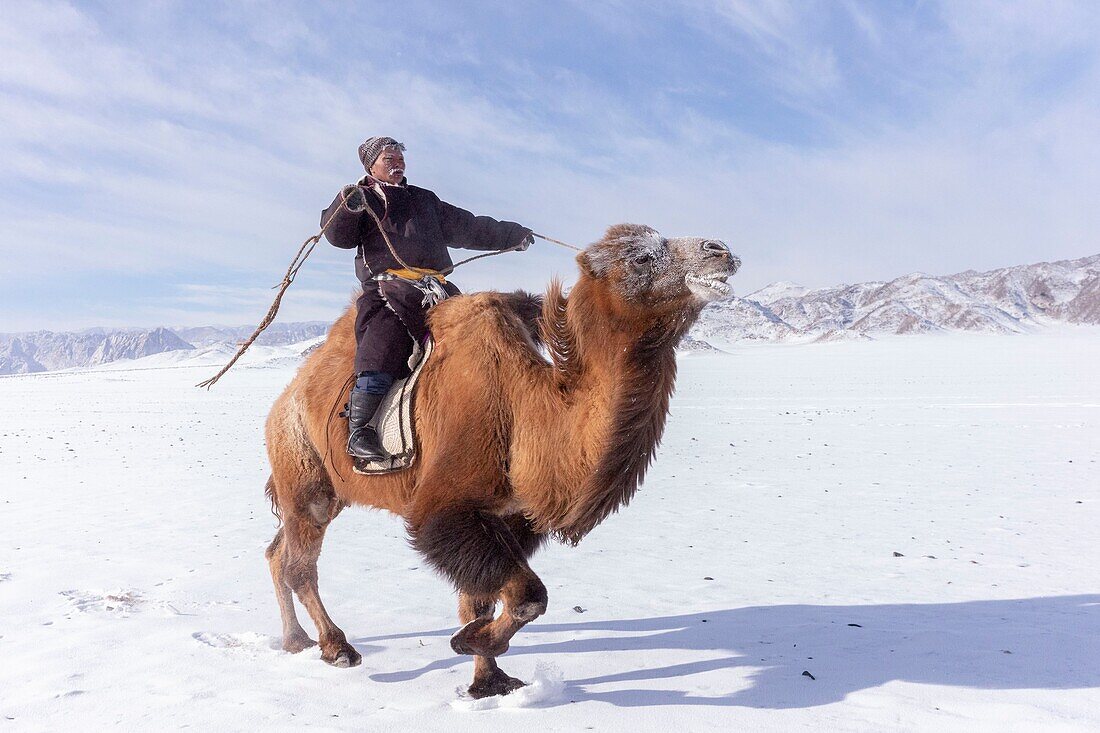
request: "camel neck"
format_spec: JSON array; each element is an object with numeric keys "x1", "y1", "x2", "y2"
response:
[
  {"x1": 562, "y1": 278, "x2": 651, "y2": 381},
  {"x1": 548, "y1": 280, "x2": 690, "y2": 544}
]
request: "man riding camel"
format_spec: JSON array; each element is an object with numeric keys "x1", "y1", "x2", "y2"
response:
[{"x1": 321, "y1": 136, "x2": 532, "y2": 462}]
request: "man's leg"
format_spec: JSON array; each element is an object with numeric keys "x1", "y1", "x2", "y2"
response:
[
  {"x1": 346, "y1": 368, "x2": 399, "y2": 461},
  {"x1": 348, "y1": 287, "x2": 416, "y2": 460}
]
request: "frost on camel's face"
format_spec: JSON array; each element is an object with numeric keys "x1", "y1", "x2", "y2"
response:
[{"x1": 579, "y1": 224, "x2": 741, "y2": 308}]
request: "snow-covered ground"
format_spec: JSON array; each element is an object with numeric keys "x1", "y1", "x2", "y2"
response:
[{"x1": 1, "y1": 330, "x2": 1098, "y2": 731}]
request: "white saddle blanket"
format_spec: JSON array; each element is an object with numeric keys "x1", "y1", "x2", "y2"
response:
[{"x1": 352, "y1": 338, "x2": 432, "y2": 475}]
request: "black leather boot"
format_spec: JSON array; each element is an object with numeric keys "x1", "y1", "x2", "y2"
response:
[{"x1": 346, "y1": 390, "x2": 390, "y2": 462}]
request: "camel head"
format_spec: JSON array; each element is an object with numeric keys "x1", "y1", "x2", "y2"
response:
[{"x1": 577, "y1": 224, "x2": 741, "y2": 317}]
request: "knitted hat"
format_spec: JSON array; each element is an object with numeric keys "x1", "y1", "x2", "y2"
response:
[{"x1": 358, "y1": 136, "x2": 406, "y2": 172}]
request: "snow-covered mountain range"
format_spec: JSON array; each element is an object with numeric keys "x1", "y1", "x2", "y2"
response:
[
  {"x1": 0, "y1": 322, "x2": 329, "y2": 375},
  {"x1": 0, "y1": 328, "x2": 192, "y2": 375},
  {"x1": 3, "y1": 254, "x2": 1096, "y2": 374},
  {"x1": 693, "y1": 252, "x2": 1100, "y2": 344},
  {"x1": 171, "y1": 322, "x2": 330, "y2": 348}
]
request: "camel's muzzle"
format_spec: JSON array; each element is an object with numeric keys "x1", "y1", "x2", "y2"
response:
[{"x1": 686, "y1": 240, "x2": 740, "y2": 302}]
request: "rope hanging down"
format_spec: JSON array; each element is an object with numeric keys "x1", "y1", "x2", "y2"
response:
[{"x1": 195, "y1": 188, "x2": 579, "y2": 389}]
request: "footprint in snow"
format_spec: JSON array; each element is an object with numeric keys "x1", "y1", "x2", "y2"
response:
[
  {"x1": 191, "y1": 631, "x2": 280, "y2": 652},
  {"x1": 60, "y1": 589, "x2": 143, "y2": 616}
]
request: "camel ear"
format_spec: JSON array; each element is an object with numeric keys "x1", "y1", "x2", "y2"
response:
[
  {"x1": 577, "y1": 250, "x2": 606, "y2": 279},
  {"x1": 577, "y1": 252, "x2": 594, "y2": 277}
]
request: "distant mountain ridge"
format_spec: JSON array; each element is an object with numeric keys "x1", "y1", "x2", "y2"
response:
[
  {"x1": 4, "y1": 254, "x2": 1097, "y2": 373},
  {"x1": 0, "y1": 322, "x2": 329, "y2": 375},
  {"x1": 692, "y1": 253, "x2": 1100, "y2": 344},
  {"x1": 170, "y1": 322, "x2": 329, "y2": 348},
  {"x1": 0, "y1": 328, "x2": 193, "y2": 375}
]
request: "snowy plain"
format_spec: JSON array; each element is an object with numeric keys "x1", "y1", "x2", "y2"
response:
[{"x1": 0, "y1": 329, "x2": 1098, "y2": 732}]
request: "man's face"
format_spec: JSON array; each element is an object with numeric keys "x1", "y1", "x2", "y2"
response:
[{"x1": 370, "y1": 148, "x2": 406, "y2": 184}]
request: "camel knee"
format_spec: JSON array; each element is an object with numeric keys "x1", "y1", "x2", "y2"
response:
[
  {"x1": 409, "y1": 505, "x2": 528, "y2": 596},
  {"x1": 503, "y1": 571, "x2": 547, "y2": 622}
]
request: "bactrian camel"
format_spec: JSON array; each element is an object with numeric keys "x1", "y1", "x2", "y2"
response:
[{"x1": 263, "y1": 223, "x2": 740, "y2": 698}]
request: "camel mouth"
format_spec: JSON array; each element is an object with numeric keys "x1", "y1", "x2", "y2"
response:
[{"x1": 685, "y1": 272, "x2": 732, "y2": 301}]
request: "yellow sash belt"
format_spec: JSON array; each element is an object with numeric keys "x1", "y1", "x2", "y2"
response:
[{"x1": 385, "y1": 267, "x2": 447, "y2": 284}]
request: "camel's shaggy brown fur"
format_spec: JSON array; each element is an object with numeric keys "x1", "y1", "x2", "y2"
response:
[{"x1": 263, "y1": 223, "x2": 739, "y2": 697}]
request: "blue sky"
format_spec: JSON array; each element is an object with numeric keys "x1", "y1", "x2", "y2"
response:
[{"x1": 2, "y1": 1, "x2": 1099, "y2": 331}]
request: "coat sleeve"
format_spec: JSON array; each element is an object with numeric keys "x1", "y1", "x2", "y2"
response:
[
  {"x1": 319, "y1": 186, "x2": 382, "y2": 249},
  {"x1": 434, "y1": 196, "x2": 531, "y2": 252}
]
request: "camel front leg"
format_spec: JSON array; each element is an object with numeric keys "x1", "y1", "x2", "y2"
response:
[
  {"x1": 450, "y1": 569, "x2": 547, "y2": 659},
  {"x1": 456, "y1": 592, "x2": 526, "y2": 698},
  {"x1": 449, "y1": 512, "x2": 548, "y2": 663},
  {"x1": 411, "y1": 507, "x2": 548, "y2": 697}
]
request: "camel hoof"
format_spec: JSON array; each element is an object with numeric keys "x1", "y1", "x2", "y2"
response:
[
  {"x1": 450, "y1": 618, "x2": 509, "y2": 658},
  {"x1": 282, "y1": 634, "x2": 317, "y2": 654},
  {"x1": 322, "y1": 643, "x2": 362, "y2": 668},
  {"x1": 468, "y1": 668, "x2": 526, "y2": 699}
]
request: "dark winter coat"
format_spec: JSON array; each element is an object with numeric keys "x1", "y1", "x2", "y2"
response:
[{"x1": 320, "y1": 178, "x2": 531, "y2": 282}]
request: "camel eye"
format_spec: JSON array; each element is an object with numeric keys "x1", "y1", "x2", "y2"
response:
[{"x1": 633, "y1": 252, "x2": 654, "y2": 267}]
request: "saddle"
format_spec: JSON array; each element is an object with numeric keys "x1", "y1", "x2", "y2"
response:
[{"x1": 351, "y1": 337, "x2": 433, "y2": 475}]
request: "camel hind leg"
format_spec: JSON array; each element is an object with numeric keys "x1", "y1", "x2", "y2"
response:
[
  {"x1": 265, "y1": 406, "x2": 359, "y2": 667},
  {"x1": 266, "y1": 522, "x2": 315, "y2": 653},
  {"x1": 268, "y1": 474, "x2": 357, "y2": 666},
  {"x1": 278, "y1": 495, "x2": 358, "y2": 667}
]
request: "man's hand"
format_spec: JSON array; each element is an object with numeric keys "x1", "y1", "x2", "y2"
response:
[
  {"x1": 341, "y1": 184, "x2": 369, "y2": 213},
  {"x1": 516, "y1": 232, "x2": 534, "y2": 251}
]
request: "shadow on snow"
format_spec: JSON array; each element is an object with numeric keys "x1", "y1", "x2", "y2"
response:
[{"x1": 360, "y1": 594, "x2": 1100, "y2": 708}]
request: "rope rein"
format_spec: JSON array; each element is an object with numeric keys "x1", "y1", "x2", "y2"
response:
[
  {"x1": 531, "y1": 232, "x2": 582, "y2": 252},
  {"x1": 193, "y1": 207, "x2": 336, "y2": 389},
  {"x1": 195, "y1": 187, "x2": 579, "y2": 388}
]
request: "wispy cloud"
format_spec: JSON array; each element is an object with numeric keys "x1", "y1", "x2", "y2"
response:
[
  {"x1": 0, "y1": 1, "x2": 1098, "y2": 331},
  {"x1": 696, "y1": 0, "x2": 841, "y2": 99}
]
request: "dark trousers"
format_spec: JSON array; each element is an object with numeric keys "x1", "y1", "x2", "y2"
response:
[{"x1": 353, "y1": 278, "x2": 460, "y2": 377}]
